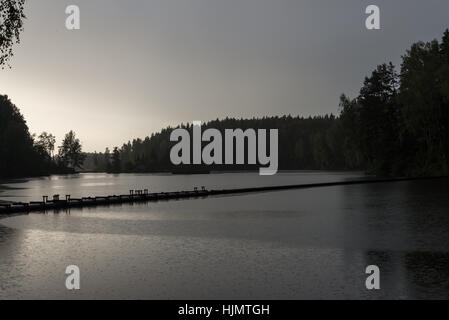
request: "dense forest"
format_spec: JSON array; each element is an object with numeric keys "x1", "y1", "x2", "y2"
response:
[
  {"x1": 86, "y1": 30, "x2": 449, "y2": 177},
  {"x1": 84, "y1": 115, "x2": 349, "y2": 173}
]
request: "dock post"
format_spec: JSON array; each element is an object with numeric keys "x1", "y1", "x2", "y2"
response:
[
  {"x1": 43, "y1": 195, "x2": 48, "y2": 204},
  {"x1": 65, "y1": 194, "x2": 71, "y2": 202},
  {"x1": 53, "y1": 194, "x2": 59, "y2": 201}
]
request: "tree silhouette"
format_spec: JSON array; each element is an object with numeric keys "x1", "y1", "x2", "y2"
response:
[
  {"x1": 0, "y1": 94, "x2": 62, "y2": 177},
  {"x1": 0, "y1": 94, "x2": 34, "y2": 177},
  {"x1": 0, "y1": 0, "x2": 26, "y2": 67},
  {"x1": 58, "y1": 130, "x2": 86, "y2": 169},
  {"x1": 34, "y1": 131, "x2": 56, "y2": 159},
  {"x1": 111, "y1": 147, "x2": 121, "y2": 173}
]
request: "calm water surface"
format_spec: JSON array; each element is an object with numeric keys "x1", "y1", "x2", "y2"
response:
[{"x1": 1, "y1": 172, "x2": 449, "y2": 299}]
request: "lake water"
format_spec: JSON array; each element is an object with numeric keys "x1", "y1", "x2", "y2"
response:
[{"x1": 1, "y1": 172, "x2": 449, "y2": 299}]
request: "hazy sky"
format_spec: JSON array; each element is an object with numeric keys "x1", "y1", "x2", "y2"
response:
[{"x1": 1, "y1": 0, "x2": 448, "y2": 152}]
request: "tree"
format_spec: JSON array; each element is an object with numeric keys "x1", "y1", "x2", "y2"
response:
[
  {"x1": 0, "y1": 94, "x2": 54, "y2": 177},
  {"x1": 58, "y1": 130, "x2": 86, "y2": 169},
  {"x1": 102, "y1": 147, "x2": 111, "y2": 171},
  {"x1": 0, "y1": 94, "x2": 34, "y2": 176},
  {"x1": 357, "y1": 62, "x2": 401, "y2": 175},
  {"x1": 92, "y1": 151, "x2": 99, "y2": 169},
  {"x1": 110, "y1": 147, "x2": 121, "y2": 173},
  {"x1": 34, "y1": 131, "x2": 56, "y2": 159},
  {"x1": 0, "y1": 0, "x2": 26, "y2": 67},
  {"x1": 399, "y1": 30, "x2": 449, "y2": 175},
  {"x1": 338, "y1": 94, "x2": 364, "y2": 169}
]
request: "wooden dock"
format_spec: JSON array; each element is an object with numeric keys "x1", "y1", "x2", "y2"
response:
[{"x1": 0, "y1": 176, "x2": 447, "y2": 215}]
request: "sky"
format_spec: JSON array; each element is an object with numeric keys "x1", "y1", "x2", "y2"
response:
[{"x1": 1, "y1": 0, "x2": 449, "y2": 152}]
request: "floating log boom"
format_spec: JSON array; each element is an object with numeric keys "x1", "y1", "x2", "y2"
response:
[{"x1": 0, "y1": 176, "x2": 447, "y2": 215}]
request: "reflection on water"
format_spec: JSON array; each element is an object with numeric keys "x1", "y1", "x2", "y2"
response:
[{"x1": 0, "y1": 172, "x2": 448, "y2": 299}]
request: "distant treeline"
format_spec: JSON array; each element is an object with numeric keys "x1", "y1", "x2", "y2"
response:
[
  {"x1": 84, "y1": 115, "x2": 350, "y2": 173},
  {"x1": 86, "y1": 29, "x2": 449, "y2": 177},
  {"x1": 0, "y1": 95, "x2": 86, "y2": 178}
]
